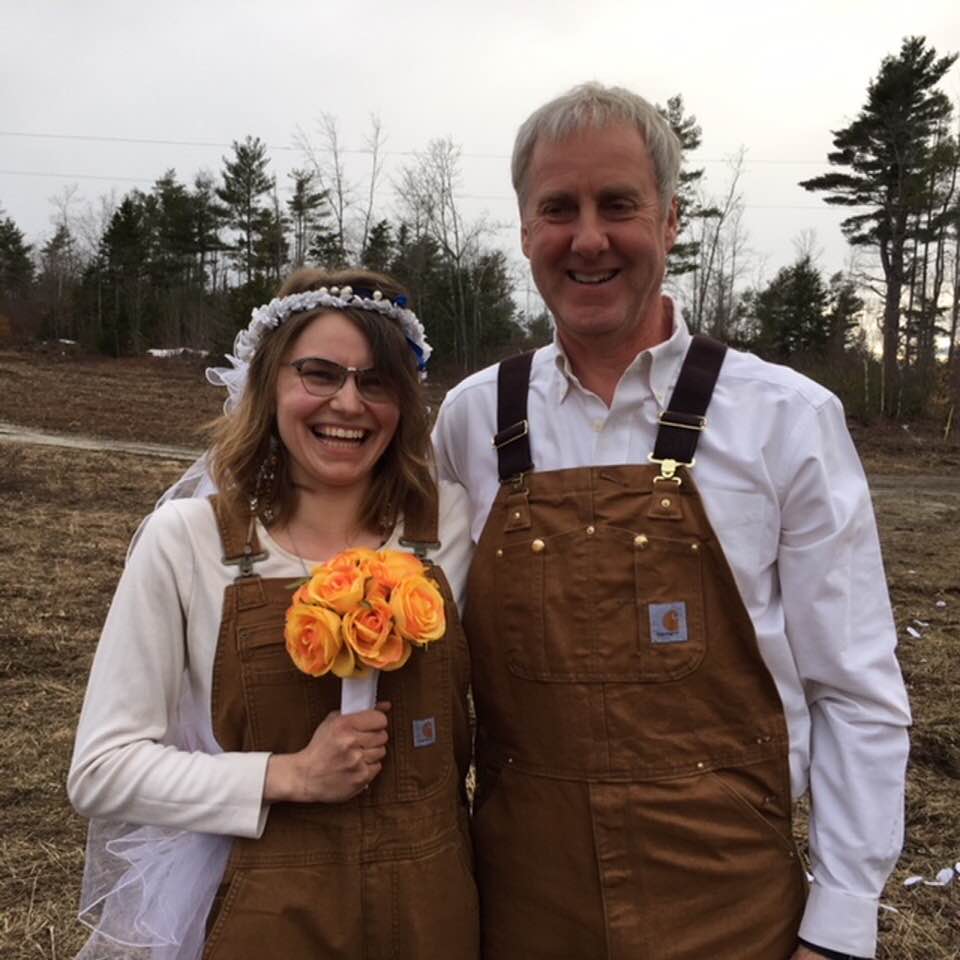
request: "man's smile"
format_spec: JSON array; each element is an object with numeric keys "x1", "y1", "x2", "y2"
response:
[{"x1": 568, "y1": 270, "x2": 619, "y2": 285}]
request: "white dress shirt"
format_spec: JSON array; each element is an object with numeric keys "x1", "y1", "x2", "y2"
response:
[{"x1": 432, "y1": 306, "x2": 910, "y2": 958}]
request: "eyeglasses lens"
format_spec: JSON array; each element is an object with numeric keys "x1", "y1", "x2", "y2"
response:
[{"x1": 294, "y1": 358, "x2": 391, "y2": 402}]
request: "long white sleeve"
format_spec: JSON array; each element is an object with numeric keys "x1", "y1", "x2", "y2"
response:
[
  {"x1": 777, "y1": 397, "x2": 911, "y2": 956},
  {"x1": 68, "y1": 501, "x2": 271, "y2": 838}
]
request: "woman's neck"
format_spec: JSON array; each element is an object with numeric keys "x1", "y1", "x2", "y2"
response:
[{"x1": 271, "y1": 482, "x2": 384, "y2": 562}]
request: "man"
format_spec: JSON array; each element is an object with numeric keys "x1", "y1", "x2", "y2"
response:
[{"x1": 432, "y1": 83, "x2": 910, "y2": 960}]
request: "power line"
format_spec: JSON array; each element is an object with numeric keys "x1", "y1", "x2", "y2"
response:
[
  {"x1": 0, "y1": 129, "x2": 831, "y2": 165},
  {"x1": 0, "y1": 168, "x2": 154, "y2": 184},
  {"x1": 0, "y1": 168, "x2": 864, "y2": 213}
]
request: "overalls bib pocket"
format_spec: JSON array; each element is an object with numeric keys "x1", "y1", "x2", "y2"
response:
[
  {"x1": 495, "y1": 524, "x2": 707, "y2": 682},
  {"x1": 235, "y1": 620, "x2": 327, "y2": 752}
]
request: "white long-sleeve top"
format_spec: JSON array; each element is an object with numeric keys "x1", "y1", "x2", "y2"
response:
[
  {"x1": 432, "y1": 308, "x2": 910, "y2": 958},
  {"x1": 68, "y1": 484, "x2": 473, "y2": 839}
]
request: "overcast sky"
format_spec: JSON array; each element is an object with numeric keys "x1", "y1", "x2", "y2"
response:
[{"x1": 2, "y1": 0, "x2": 959, "y2": 304}]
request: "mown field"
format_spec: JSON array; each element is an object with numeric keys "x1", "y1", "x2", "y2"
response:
[{"x1": 0, "y1": 345, "x2": 958, "y2": 959}]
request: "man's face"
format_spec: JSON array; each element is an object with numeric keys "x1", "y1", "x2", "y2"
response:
[{"x1": 520, "y1": 122, "x2": 678, "y2": 356}]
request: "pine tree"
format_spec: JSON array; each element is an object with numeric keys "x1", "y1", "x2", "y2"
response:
[
  {"x1": 0, "y1": 215, "x2": 34, "y2": 298},
  {"x1": 37, "y1": 224, "x2": 79, "y2": 339},
  {"x1": 287, "y1": 169, "x2": 328, "y2": 268},
  {"x1": 361, "y1": 219, "x2": 393, "y2": 273},
  {"x1": 216, "y1": 137, "x2": 274, "y2": 287},
  {"x1": 751, "y1": 255, "x2": 830, "y2": 359},
  {"x1": 799, "y1": 36, "x2": 957, "y2": 415},
  {"x1": 657, "y1": 94, "x2": 715, "y2": 277}
]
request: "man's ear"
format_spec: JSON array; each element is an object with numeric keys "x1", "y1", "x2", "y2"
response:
[
  {"x1": 664, "y1": 196, "x2": 679, "y2": 253},
  {"x1": 520, "y1": 218, "x2": 531, "y2": 260}
]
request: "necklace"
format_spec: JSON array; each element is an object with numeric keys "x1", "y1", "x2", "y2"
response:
[{"x1": 279, "y1": 523, "x2": 312, "y2": 580}]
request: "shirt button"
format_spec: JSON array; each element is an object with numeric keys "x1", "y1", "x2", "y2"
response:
[{"x1": 592, "y1": 420, "x2": 604, "y2": 432}]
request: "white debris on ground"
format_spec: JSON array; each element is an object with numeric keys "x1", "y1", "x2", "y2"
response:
[
  {"x1": 147, "y1": 347, "x2": 208, "y2": 358},
  {"x1": 903, "y1": 863, "x2": 960, "y2": 888}
]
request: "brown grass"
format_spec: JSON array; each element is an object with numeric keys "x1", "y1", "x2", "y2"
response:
[{"x1": 0, "y1": 346, "x2": 957, "y2": 958}]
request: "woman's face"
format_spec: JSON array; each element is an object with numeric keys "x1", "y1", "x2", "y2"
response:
[{"x1": 275, "y1": 311, "x2": 400, "y2": 497}]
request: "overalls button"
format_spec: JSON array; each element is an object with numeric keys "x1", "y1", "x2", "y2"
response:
[
  {"x1": 634, "y1": 534, "x2": 648, "y2": 548},
  {"x1": 586, "y1": 525, "x2": 595, "y2": 535},
  {"x1": 690, "y1": 543, "x2": 700, "y2": 553},
  {"x1": 496, "y1": 549, "x2": 504, "y2": 558},
  {"x1": 531, "y1": 539, "x2": 545, "y2": 553},
  {"x1": 660, "y1": 498, "x2": 672, "y2": 508},
  {"x1": 696, "y1": 762, "x2": 705, "y2": 769}
]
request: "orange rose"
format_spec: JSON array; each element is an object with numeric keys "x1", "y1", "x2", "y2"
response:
[
  {"x1": 343, "y1": 597, "x2": 395, "y2": 665},
  {"x1": 284, "y1": 603, "x2": 353, "y2": 677},
  {"x1": 368, "y1": 631, "x2": 413, "y2": 671},
  {"x1": 364, "y1": 576, "x2": 390, "y2": 605},
  {"x1": 390, "y1": 574, "x2": 446, "y2": 647},
  {"x1": 368, "y1": 550, "x2": 425, "y2": 589},
  {"x1": 328, "y1": 548, "x2": 378, "y2": 573},
  {"x1": 303, "y1": 563, "x2": 366, "y2": 615}
]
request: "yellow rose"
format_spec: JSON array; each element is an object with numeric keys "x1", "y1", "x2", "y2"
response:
[
  {"x1": 284, "y1": 603, "x2": 352, "y2": 677},
  {"x1": 304, "y1": 563, "x2": 366, "y2": 615},
  {"x1": 389, "y1": 574, "x2": 446, "y2": 647},
  {"x1": 368, "y1": 550, "x2": 425, "y2": 589}
]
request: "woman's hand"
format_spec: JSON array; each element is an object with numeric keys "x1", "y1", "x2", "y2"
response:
[{"x1": 264, "y1": 702, "x2": 391, "y2": 804}]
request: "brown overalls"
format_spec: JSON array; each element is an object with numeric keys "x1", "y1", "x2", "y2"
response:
[
  {"x1": 201, "y1": 493, "x2": 479, "y2": 959},
  {"x1": 464, "y1": 338, "x2": 806, "y2": 960}
]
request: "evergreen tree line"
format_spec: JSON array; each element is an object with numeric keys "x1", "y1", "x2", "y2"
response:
[
  {"x1": 1, "y1": 34, "x2": 959, "y2": 420},
  {"x1": 0, "y1": 132, "x2": 520, "y2": 371}
]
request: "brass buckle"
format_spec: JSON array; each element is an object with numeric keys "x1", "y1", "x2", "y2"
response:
[
  {"x1": 222, "y1": 549, "x2": 270, "y2": 578},
  {"x1": 648, "y1": 455, "x2": 694, "y2": 486}
]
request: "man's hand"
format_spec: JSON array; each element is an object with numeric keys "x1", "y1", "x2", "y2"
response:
[{"x1": 790, "y1": 948, "x2": 823, "y2": 960}]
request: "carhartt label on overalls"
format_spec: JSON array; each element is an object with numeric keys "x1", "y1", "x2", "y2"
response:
[
  {"x1": 649, "y1": 602, "x2": 689, "y2": 644},
  {"x1": 413, "y1": 716, "x2": 437, "y2": 747}
]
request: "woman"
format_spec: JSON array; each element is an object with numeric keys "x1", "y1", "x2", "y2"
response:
[{"x1": 68, "y1": 269, "x2": 478, "y2": 959}]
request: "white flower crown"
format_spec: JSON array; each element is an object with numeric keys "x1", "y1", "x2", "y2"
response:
[
  {"x1": 234, "y1": 285, "x2": 432, "y2": 369},
  {"x1": 206, "y1": 285, "x2": 432, "y2": 414}
]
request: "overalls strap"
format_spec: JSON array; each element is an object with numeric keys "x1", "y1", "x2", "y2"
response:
[
  {"x1": 398, "y1": 481, "x2": 441, "y2": 557},
  {"x1": 209, "y1": 495, "x2": 268, "y2": 579},
  {"x1": 493, "y1": 350, "x2": 535, "y2": 483},
  {"x1": 651, "y1": 334, "x2": 727, "y2": 467}
]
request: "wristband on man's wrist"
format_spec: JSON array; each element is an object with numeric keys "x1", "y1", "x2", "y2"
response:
[{"x1": 797, "y1": 937, "x2": 867, "y2": 960}]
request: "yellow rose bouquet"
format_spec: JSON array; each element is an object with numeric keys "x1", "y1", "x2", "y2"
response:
[{"x1": 284, "y1": 548, "x2": 446, "y2": 713}]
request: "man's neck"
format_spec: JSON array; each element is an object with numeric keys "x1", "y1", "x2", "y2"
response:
[{"x1": 559, "y1": 296, "x2": 673, "y2": 406}]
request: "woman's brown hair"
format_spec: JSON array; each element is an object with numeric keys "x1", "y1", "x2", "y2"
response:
[{"x1": 208, "y1": 268, "x2": 434, "y2": 536}]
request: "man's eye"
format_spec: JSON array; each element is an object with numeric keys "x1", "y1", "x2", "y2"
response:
[{"x1": 540, "y1": 202, "x2": 573, "y2": 219}]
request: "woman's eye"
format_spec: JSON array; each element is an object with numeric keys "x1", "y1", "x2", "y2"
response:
[{"x1": 307, "y1": 369, "x2": 339, "y2": 384}]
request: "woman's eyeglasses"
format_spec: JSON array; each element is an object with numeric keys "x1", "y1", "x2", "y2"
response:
[{"x1": 287, "y1": 357, "x2": 393, "y2": 403}]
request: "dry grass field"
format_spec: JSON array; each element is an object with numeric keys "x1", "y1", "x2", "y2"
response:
[{"x1": 0, "y1": 345, "x2": 958, "y2": 959}]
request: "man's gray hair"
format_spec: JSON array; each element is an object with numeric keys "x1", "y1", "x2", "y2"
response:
[{"x1": 511, "y1": 82, "x2": 682, "y2": 213}]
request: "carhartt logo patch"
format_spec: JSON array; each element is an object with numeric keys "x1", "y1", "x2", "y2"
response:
[
  {"x1": 412, "y1": 717, "x2": 436, "y2": 748},
  {"x1": 649, "y1": 602, "x2": 688, "y2": 644}
]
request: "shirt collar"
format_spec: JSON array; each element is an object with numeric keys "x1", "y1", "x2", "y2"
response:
[{"x1": 548, "y1": 295, "x2": 692, "y2": 409}]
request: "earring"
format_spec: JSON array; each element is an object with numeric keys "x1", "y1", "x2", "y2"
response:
[{"x1": 253, "y1": 434, "x2": 280, "y2": 523}]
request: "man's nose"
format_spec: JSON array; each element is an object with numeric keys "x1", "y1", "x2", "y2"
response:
[{"x1": 570, "y1": 209, "x2": 609, "y2": 257}]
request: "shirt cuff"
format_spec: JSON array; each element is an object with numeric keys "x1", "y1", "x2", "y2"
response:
[{"x1": 798, "y1": 883, "x2": 878, "y2": 958}]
